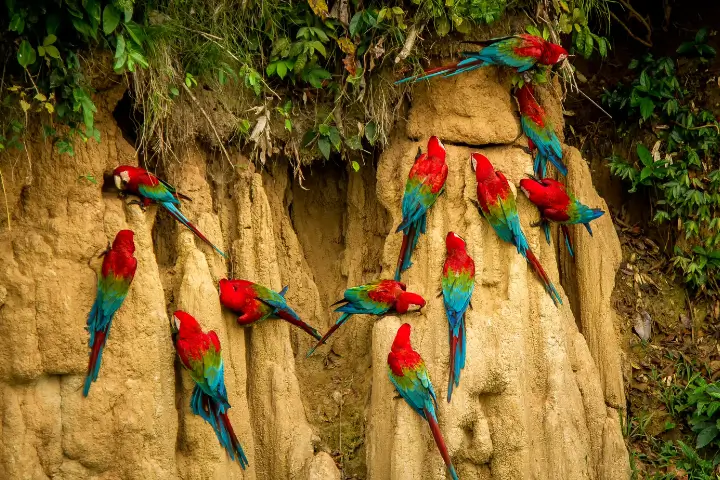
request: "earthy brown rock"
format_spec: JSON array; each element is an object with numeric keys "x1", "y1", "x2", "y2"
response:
[{"x1": 0, "y1": 68, "x2": 628, "y2": 480}]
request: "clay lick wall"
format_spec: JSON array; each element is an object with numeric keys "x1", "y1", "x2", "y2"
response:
[{"x1": 0, "y1": 67, "x2": 629, "y2": 480}]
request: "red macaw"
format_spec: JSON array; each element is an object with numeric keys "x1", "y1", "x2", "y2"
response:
[
  {"x1": 395, "y1": 34, "x2": 568, "y2": 84},
  {"x1": 307, "y1": 279, "x2": 425, "y2": 356},
  {"x1": 442, "y1": 232, "x2": 475, "y2": 402},
  {"x1": 218, "y1": 278, "x2": 321, "y2": 340},
  {"x1": 388, "y1": 323, "x2": 459, "y2": 480},
  {"x1": 519, "y1": 176, "x2": 605, "y2": 257},
  {"x1": 395, "y1": 136, "x2": 448, "y2": 281},
  {"x1": 112, "y1": 165, "x2": 226, "y2": 257},
  {"x1": 515, "y1": 84, "x2": 567, "y2": 177},
  {"x1": 83, "y1": 229, "x2": 137, "y2": 397},
  {"x1": 471, "y1": 152, "x2": 562, "y2": 306},
  {"x1": 171, "y1": 310, "x2": 249, "y2": 469}
]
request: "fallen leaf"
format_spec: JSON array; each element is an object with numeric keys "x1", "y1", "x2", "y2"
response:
[
  {"x1": 680, "y1": 314, "x2": 692, "y2": 329},
  {"x1": 634, "y1": 311, "x2": 652, "y2": 341},
  {"x1": 337, "y1": 37, "x2": 355, "y2": 55}
]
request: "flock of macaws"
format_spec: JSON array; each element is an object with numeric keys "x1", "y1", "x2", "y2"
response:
[{"x1": 80, "y1": 33, "x2": 606, "y2": 479}]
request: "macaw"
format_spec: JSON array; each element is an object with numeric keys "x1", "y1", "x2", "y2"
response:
[
  {"x1": 387, "y1": 323, "x2": 459, "y2": 480},
  {"x1": 112, "y1": 165, "x2": 226, "y2": 257},
  {"x1": 471, "y1": 153, "x2": 562, "y2": 306},
  {"x1": 83, "y1": 229, "x2": 137, "y2": 397},
  {"x1": 395, "y1": 34, "x2": 568, "y2": 84},
  {"x1": 307, "y1": 279, "x2": 425, "y2": 356},
  {"x1": 171, "y1": 310, "x2": 249, "y2": 469},
  {"x1": 519, "y1": 176, "x2": 605, "y2": 257},
  {"x1": 395, "y1": 136, "x2": 448, "y2": 281},
  {"x1": 442, "y1": 232, "x2": 475, "y2": 402},
  {"x1": 218, "y1": 278, "x2": 321, "y2": 340},
  {"x1": 515, "y1": 84, "x2": 567, "y2": 177}
]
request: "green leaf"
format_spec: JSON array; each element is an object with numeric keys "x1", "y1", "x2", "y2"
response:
[
  {"x1": 266, "y1": 62, "x2": 277, "y2": 76},
  {"x1": 85, "y1": 0, "x2": 101, "y2": 22},
  {"x1": 640, "y1": 166, "x2": 653, "y2": 182},
  {"x1": 284, "y1": 118, "x2": 292, "y2": 132},
  {"x1": 435, "y1": 17, "x2": 450, "y2": 36},
  {"x1": 583, "y1": 27, "x2": 593, "y2": 59},
  {"x1": 103, "y1": 5, "x2": 121, "y2": 35},
  {"x1": 696, "y1": 28, "x2": 709, "y2": 44},
  {"x1": 328, "y1": 127, "x2": 341, "y2": 150},
  {"x1": 639, "y1": 97, "x2": 654, "y2": 120},
  {"x1": 526, "y1": 25, "x2": 542, "y2": 37},
  {"x1": 169, "y1": 87, "x2": 179, "y2": 97},
  {"x1": 365, "y1": 121, "x2": 377, "y2": 144},
  {"x1": 38, "y1": 46, "x2": 46, "y2": 57},
  {"x1": 124, "y1": 7, "x2": 133, "y2": 22},
  {"x1": 351, "y1": 161, "x2": 360, "y2": 172},
  {"x1": 318, "y1": 124, "x2": 330, "y2": 135},
  {"x1": 17, "y1": 41, "x2": 36, "y2": 68},
  {"x1": 637, "y1": 144, "x2": 653, "y2": 167},
  {"x1": 9, "y1": 14, "x2": 25, "y2": 34},
  {"x1": 349, "y1": 12, "x2": 363, "y2": 36},
  {"x1": 43, "y1": 35, "x2": 57, "y2": 46},
  {"x1": 318, "y1": 137, "x2": 331, "y2": 159},
  {"x1": 277, "y1": 61, "x2": 287, "y2": 79},
  {"x1": 46, "y1": 14, "x2": 60, "y2": 35},
  {"x1": 598, "y1": 37, "x2": 608, "y2": 57},
  {"x1": 696, "y1": 425, "x2": 719, "y2": 449},
  {"x1": 44, "y1": 46, "x2": 60, "y2": 59},
  {"x1": 125, "y1": 21, "x2": 145, "y2": 46}
]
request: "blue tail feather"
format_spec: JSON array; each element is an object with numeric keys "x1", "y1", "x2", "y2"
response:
[{"x1": 162, "y1": 202, "x2": 227, "y2": 258}]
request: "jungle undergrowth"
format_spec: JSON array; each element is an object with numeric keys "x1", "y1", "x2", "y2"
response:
[{"x1": 0, "y1": 0, "x2": 613, "y2": 177}]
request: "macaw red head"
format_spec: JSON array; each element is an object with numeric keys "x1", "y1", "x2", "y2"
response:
[
  {"x1": 218, "y1": 278, "x2": 251, "y2": 311},
  {"x1": 470, "y1": 152, "x2": 495, "y2": 182},
  {"x1": 445, "y1": 231, "x2": 467, "y2": 253},
  {"x1": 112, "y1": 229, "x2": 135, "y2": 254},
  {"x1": 112, "y1": 165, "x2": 135, "y2": 191},
  {"x1": 391, "y1": 323, "x2": 413, "y2": 352},
  {"x1": 395, "y1": 291, "x2": 426, "y2": 314},
  {"x1": 173, "y1": 310, "x2": 202, "y2": 336},
  {"x1": 542, "y1": 42, "x2": 568, "y2": 65},
  {"x1": 519, "y1": 176, "x2": 566, "y2": 207},
  {"x1": 427, "y1": 135, "x2": 446, "y2": 161}
]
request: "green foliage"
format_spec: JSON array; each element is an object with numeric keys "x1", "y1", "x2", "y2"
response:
[
  {"x1": 554, "y1": 0, "x2": 610, "y2": 59},
  {"x1": 677, "y1": 28, "x2": 717, "y2": 62},
  {"x1": 602, "y1": 46, "x2": 720, "y2": 296},
  {"x1": 2, "y1": 0, "x2": 149, "y2": 155}
]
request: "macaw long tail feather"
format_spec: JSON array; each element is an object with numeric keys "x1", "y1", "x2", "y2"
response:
[
  {"x1": 191, "y1": 387, "x2": 249, "y2": 469},
  {"x1": 306, "y1": 312, "x2": 353, "y2": 357},
  {"x1": 424, "y1": 408, "x2": 460, "y2": 480},
  {"x1": 446, "y1": 315, "x2": 466, "y2": 403},
  {"x1": 394, "y1": 58, "x2": 486, "y2": 84},
  {"x1": 162, "y1": 202, "x2": 227, "y2": 258},
  {"x1": 83, "y1": 329, "x2": 108, "y2": 397},
  {"x1": 394, "y1": 222, "x2": 416, "y2": 281},
  {"x1": 524, "y1": 248, "x2": 563, "y2": 306},
  {"x1": 274, "y1": 308, "x2": 322, "y2": 341},
  {"x1": 541, "y1": 220, "x2": 551, "y2": 246},
  {"x1": 561, "y1": 225, "x2": 575, "y2": 258},
  {"x1": 216, "y1": 410, "x2": 249, "y2": 469}
]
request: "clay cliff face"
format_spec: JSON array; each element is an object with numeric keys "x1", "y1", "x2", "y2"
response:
[{"x1": 0, "y1": 67, "x2": 629, "y2": 480}]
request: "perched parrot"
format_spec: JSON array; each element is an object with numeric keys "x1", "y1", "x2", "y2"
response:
[
  {"x1": 171, "y1": 310, "x2": 249, "y2": 469},
  {"x1": 516, "y1": 84, "x2": 567, "y2": 177},
  {"x1": 471, "y1": 153, "x2": 562, "y2": 306},
  {"x1": 519, "y1": 176, "x2": 605, "y2": 257},
  {"x1": 307, "y1": 279, "x2": 426, "y2": 356},
  {"x1": 395, "y1": 34, "x2": 568, "y2": 84},
  {"x1": 442, "y1": 232, "x2": 475, "y2": 402},
  {"x1": 395, "y1": 136, "x2": 448, "y2": 281},
  {"x1": 387, "y1": 323, "x2": 459, "y2": 480},
  {"x1": 218, "y1": 278, "x2": 321, "y2": 340},
  {"x1": 112, "y1": 165, "x2": 226, "y2": 257},
  {"x1": 83, "y1": 229, "x2": 137, "y2": 397}
]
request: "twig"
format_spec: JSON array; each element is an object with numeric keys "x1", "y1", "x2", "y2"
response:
[
  {"x1": 609, "y1": 11, "x2": 652, "y2": 47},
  {"x1": 181, "y1": 83, "x2": 233, "y2": 166},
  {"x1": 673, "y1": 122, "x2": 720, "y2": 133},
  {"x1": 0, "y1": 169, "x2": 10, "y2": 231},
  {"x1": 575, "y1": 87, "x2": 613, "y2": 119}
]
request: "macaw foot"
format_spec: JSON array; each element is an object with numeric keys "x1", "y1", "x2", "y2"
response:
[
  {"x1": 530, "y1": 219, "x2": 548, "y2": 228},
  {"x1": 436, "y1": 290, "x2": 443, "y2": 298},
  {"x1": 127, "y1": 199, "x2": 147, "y2": 212},
  {"x1": 393, "y1": 393, "x2": 403, "y2": 400},
  {"x1": 98, "y1": 242, "x2": 111, "y2": 258}
]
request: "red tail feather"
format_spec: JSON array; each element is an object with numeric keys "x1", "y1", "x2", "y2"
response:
[
  {"x1": 424, "y1": 408, "x2": 454, "y2": 470},
  {"x1": 525, "y1": 248, "x2": 561, "y2": 305},
  {"x1": 219, "y1": 411, "x2": 240, "y2": 452},
  {"x1": 275, "y1": 309, "x2": 321, "y2": 340},
  {"x1": 83, "y1": 330, "x2": 107, "y2": 396}
]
